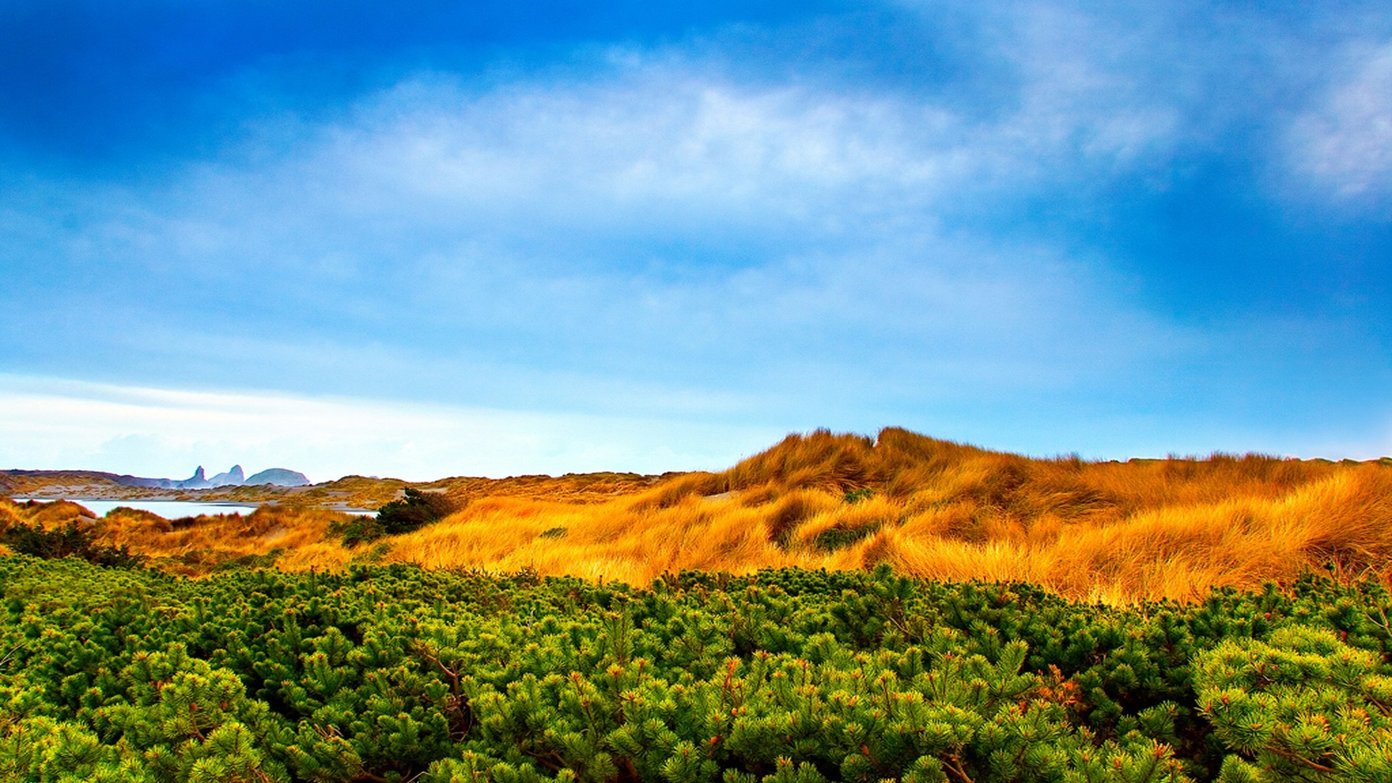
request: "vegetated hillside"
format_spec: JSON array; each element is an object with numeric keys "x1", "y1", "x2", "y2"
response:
[
  {"x1": 9, "y1": 432, "x2": 1392, "y2": 783},
  {"x1": 0, "y1": 499, "x2": 350, "y2": 576},
  {"x1": 2, "y1": 467, "x2": 664, "y2": 510},
  {"x1": 0, "y1": 469, "x2": 133, "y2": 498},
  {"x1": 5, "y1": 428, "x2": 1391, "y2": 602},
  {"x1": 382, "y1": 428, "x2": 1392, "y2": 602},
  {"x1": 270, "y1": 470, "x2": 665, "y2": 510}
]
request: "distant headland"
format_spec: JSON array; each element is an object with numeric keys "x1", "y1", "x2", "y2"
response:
[
  {"x1": 1, "y1": 465, "x2": 310, "y2": 493},
  {"x1": 163, "y1": 465, "x2": 311, "y2": 489}
]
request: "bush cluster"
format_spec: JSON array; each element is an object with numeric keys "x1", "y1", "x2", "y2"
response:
[
  {"x1": 337, "y1": 488, "x2": 460, "y2": 545},
  {"x1": 0, "y1": 522, "x2": 144, "y2": 568},
  {"x1": 2, "y1": 558, "x2": 1391, "y2": 782}
]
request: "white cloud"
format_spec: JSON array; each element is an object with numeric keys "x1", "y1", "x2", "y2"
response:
[
  {"x1": 145, "y1": 43, "x2": 1187, "y2": 267},
  {"x1": 239, "y1": 79, "x2": 955, "y2": 243},
  {"x1": 0, "y1": 34, "x2": 1235, "y2": 471},
  {"x1": 0, "y1": 374, "x2": 784, "y2": 482},
  {"x1": 1288, "y1": 40, "x2": 1392, "y2": 206},
  {"x1": 990, "y1": 3, "x2": 1184, "y2": 165},
  {"x1": 0, "y1": 52, "x2": 1202, "y2": 438}
]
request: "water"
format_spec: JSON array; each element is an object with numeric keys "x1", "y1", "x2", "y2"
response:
[{"x1": 14, "y1": 498, "x2": 261, "y2": 519}]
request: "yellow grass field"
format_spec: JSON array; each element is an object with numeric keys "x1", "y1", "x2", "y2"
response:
[{"x1": 5, "y1": 428, "x2": 1391, "y2": 602}]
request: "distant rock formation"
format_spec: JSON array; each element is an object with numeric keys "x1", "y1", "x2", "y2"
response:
[
  {"x1": 244, "y1": 468, "x2": 310, "y2": 487},
  {"x1": 139, "y1": 464, "x2": 308, "y2": 489},
  {"x1": 177, "y1": 465, "x2": 308, "y2": 488},
  {"x1": 207, "y1": 465, "x2": 246, "y2": 487},
  {"x1": 177, "y1": 466, "x2": 211, "y2": 489},
  {"x1": 0, "y1": 464, "x2": 311, "y2": 495}
]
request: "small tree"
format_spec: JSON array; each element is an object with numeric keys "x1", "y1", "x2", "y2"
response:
[
  {"x1": 338, "y1": 489, "x2": 460, "y2": 545},
  {"x1": 377, "y1": 488, "x2": 458, "y2": 535}
]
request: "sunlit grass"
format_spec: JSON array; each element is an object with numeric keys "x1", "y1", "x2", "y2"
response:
[{"x1": 4, "y1": 428, "x2": 1390, "y2": 603}]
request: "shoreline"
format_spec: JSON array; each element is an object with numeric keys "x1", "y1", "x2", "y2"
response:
[{"x1": 10, "y1": 496, "x2": 377, "y2": 516}]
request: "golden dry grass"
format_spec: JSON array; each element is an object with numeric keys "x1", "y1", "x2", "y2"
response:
[
  {"x1": 0, "y1": 497, "x2": 353, "y2": 577},
  {"x1": 91, "y1": 505, "x2": 350, "y2": 576},
  {"x1": 4, "y1": 429, "x2": 1391, "y2": 602},
  {"x1": 380, "y1": 429, "x2": 1392, "y2": 602}
]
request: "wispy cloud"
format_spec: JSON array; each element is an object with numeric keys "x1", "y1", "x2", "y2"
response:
[
  {"x1": 3, "y1": 57, "x2": 1187, "y2": 390},
  {"x1": 0, "y1": 375, "x2": 782, "y2": 481},
  {"x1": 1287, "y1": 40, "x2": 1392, "y2": 207}
]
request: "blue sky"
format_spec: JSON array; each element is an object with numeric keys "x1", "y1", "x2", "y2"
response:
[{"x1": 2, "y1": 1, "x2": 1389, "y2": 481}]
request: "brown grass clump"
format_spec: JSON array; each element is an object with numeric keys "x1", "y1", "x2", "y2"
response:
[
  {"x1": 94, "y1": 505, "x2": 350, "y2": 576},
  {"x1": 25, "y1": 500, "x2": 98, "y2": 529},
  {"x1": 278, "y1": 541, "x2": 355, "y2": 573},
  {"x1": 0, "y1": 498, "x2": 355, "y2": 576},
  {"x1": 5, "y1": 428, "x2": 1390, "y2": 602},
  {"x1": 0, "y1": 499, "x2": 23, "y2": 533}
]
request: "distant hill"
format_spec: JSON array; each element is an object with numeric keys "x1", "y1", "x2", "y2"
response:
[
  {"x1": 206, "y1": 465, "x2": 245, "y2": 487},
  {"x1": 0, "y1": 469, "x2": 181, "y2": 495},
  {"x1": 0, "y1": 464, "x2": 311, "y2": 496},
  {"x1": 0, "y1": 464, "x2": 647, "y2": 510},
  {"x1": 180, "y1": 467, "x2": 208, "y2": 488},
  {"x1": 244, "y1": 468, "x2": 309, "y2": 487}
]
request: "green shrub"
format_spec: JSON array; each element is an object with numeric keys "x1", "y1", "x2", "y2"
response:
[
  {"x1": 375, "y1": 488, "x2": 459, "y2": 536},
  {"x1": 5, "y1": 557, "x2": 1392, "y2": 782},
  {"x1": 812, "y1": 521, "x2": 882, "y2": 552},
  {"x1": 1196, "y1": 625, "x2": 1392, "y2": 781},
  {"x1": 1, "y1": 522, "x2": 144, "y2": 568},
  {"x1": 335, "y1": 515, "x2": 386, "y2": 547},
  {"x1": 334, "y1": 489, "x2": 460, "y2": 545},
  {"x1": 843, "y1": 487, "x2": 875, "y2": 504}
]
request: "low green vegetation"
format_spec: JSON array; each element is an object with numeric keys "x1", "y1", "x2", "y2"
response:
[
  {"x1": 2, "y1": 556, "x2": 1391, "y2": 782},
  {"x1": 811, "y1": 522, "x2": 883, "y2": 552},
  {"x1": 335, "y1": 488, "x2": 461, "y2": 546},
  {"x1": 842, "y1": 487, "x2": 875, "y2": 504},
  {"x1": 0, "y1": 521, "x2": 144, "y2": 569}
]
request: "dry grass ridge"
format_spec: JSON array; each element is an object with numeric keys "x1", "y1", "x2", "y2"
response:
[{"x1": 4, "y1": 427, "x2": 1391, "y2": 603}]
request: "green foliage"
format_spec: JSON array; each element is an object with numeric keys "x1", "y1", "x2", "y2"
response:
[
  {"x1": 375, "y1": 488, "x2": 459, "y2": 537},
  {"x1": 1196, "y1": 625, "x2": 1392, "y2": 781},
  {"x1": 1, "y1": 522, "x2": 144, "y2": 568},
  {"x1": 842, "y1": 488, "x2": 874, "y2": 504},
  {"x1": 811, "y1": 522, "x2": 881, "y2": 552},
  {"x1": 334, "y1": 515, "x2": 385, "y2": 547},
  {"x1": 3, "y1": 557, "x2": 1392, "y2": 782},
  {"x1": 335, "y1": 489, "x2": 461, "y2": 545}
]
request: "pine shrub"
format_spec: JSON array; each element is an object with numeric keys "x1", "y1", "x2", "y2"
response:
[
  {"x1": 3, "y1": 556, "x2": 1392, "y2": 781},
  {"x1": 1, "y1": 522, "x2": 144, "y2": 568}
]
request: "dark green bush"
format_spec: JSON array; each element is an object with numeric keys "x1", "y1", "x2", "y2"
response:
[
  {"x1": 334, "y1": 489, "x2": 460, "y2": 545},
  {"x1": 812, "y1": 521, "x2": 882, "y2": 551},
  {"x1": 334, "y1": 515, "x2": 385, "y2": 547},
  {"x1": 1, "y1": 522, "x2": 144, "y2": 568},
  {"x1": 375, "y1": 488, "x2": 459, "y2": 536},
  {"x1": 843, "y1": 487, "x2": 875, "y2": 504}
]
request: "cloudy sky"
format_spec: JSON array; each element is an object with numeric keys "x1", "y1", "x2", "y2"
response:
[{"x1": 2, "y1": 1, "x2": 1389, "y2": 482}]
